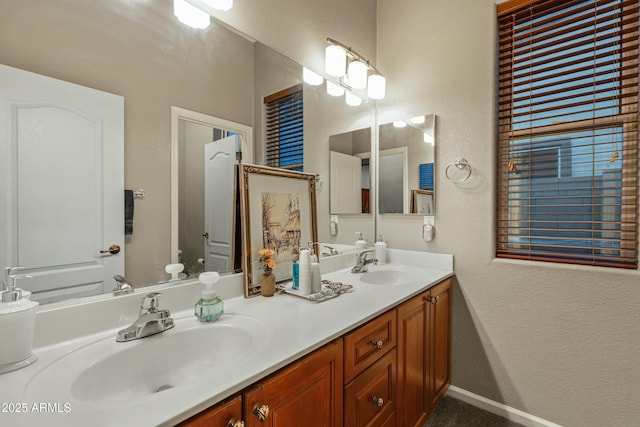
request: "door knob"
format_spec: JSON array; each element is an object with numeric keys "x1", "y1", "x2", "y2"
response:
[
  {"x1": 252, "y1": 404, "x2": 269, "y2": 422},
  {"x1": 99, "y1": 244, "x2": 121, "y2": 255}
]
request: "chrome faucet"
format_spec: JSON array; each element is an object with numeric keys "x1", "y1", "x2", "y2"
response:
[
  {"x1": 351, "y1": 249, "x2": 378, "y2": 273},
  {"x1": 113, "y1": 274, "x2": 134, "y2": 296},
  {"x1": 322, "y1": 245, "x2": 339, "y2": 257},
  {"x1": 2, "y1": 267, "x2": 30, "y2": 303},
  {"x1": 116, "y1": 292, "x2": 174, "y2": 342}
]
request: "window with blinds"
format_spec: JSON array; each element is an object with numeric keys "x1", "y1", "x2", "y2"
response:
[
  {"x1": 264, "y1": 84, "x2": 304, "y2": 171},
  {"x1": 497, "y1": 0, "x2": 639, "y2": 268}
]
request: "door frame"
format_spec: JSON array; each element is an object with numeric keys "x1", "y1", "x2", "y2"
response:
[{"x1": 170, "y1": 107, "x2": 253, "y2": 264}]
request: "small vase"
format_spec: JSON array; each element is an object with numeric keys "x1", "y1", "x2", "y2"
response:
[{"x1": 260, "y1": 270, "x2": 276, "y2": 297}]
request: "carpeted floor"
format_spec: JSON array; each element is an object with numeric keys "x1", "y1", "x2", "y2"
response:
[{"x1": 425, "y1": 396, "x2": 526, "y2": 427}]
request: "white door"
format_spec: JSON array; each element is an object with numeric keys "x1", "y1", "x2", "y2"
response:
[
  {"x1": 0, "y1": 64, "x2": 124, "y2": 303},
  {"x1": 330, "y1": 150, "x2": 362, "y2": 214},
  {"x1": 204, "y1": 135, "x2": 239, "y2": 273}
]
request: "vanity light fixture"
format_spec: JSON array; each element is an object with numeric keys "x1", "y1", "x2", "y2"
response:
[
  {"x1": 411, "y1": 115, "x2": 426, "y2": 125},
  {"x1": 345, "y1": 91, "x2": 362, "y2": 106},
  {"x1": 325, "y1": 37, "x2": 386, "y2": 99},
  {"x1": 174, "y1": 0, "x2": 210, "y2": 29},
  {"x1": 303, "y1": 67, "x2": 324, "y2": 86},
  {"x1": 327, "y1": 80, "x2": 345, "y2": 97}
]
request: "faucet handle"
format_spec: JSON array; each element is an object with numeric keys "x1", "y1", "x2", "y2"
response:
[{"x1": 141, "y1": 292, "x2": 162, "y2": 313}]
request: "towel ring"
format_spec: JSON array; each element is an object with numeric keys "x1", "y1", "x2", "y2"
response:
[{"x1": 445, "y1": 158, "x2": 472, "y2": 183}]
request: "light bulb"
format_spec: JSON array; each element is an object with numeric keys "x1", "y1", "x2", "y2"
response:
[
  {"x1": 174, "y1": 0, "x2": 210, "y2": 29},
  {"x1": 345, "y1": 92, "x2": 362, "y2": 106},
  {"x1": 303, "y1": 67, "x2": 323, "y2": 86},
  {"x1": 393, "y1": 121, "x2": 407, "y2": 128},
  {"x1": 347, "y1": 60, "x2": 368, "y2": 89},
  {"x1": 367, "y1": 74, "x2": 386, "y2": 100},
  {"x1": 325, "y1": 45, "x2": 347, "y2": 77},
  {"x1": 326, "y1": 81, "x2": 345, "y2": 97}
]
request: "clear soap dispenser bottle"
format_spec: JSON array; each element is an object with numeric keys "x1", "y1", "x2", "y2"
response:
[{"x1": 195, "y1": 271, "x2": 223, "y2": 323}]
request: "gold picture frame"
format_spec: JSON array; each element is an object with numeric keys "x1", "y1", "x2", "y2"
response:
[{"x1": 239, "y1": 164, "x2": 318, "y2": 297}]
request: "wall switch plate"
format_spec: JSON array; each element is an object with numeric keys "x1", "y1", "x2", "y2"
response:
[
  {"x1": 424, "y1": 215, "x2": 435, "y2": 226},
  {"x1": 330, "y1": 215, "x2": 338, "y2": 236}
]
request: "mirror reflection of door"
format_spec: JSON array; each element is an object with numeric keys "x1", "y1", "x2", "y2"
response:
[
  {"x1": 379, "y1": 147, "x2": 408, "y2": 214},
  {"x1": 204, "y1": 135, "x2": 240, "y2": 273},
  {"x1": 0, "y1": 65, "x2": 124, "y2": 304},
  {"x1": 329, "y1": 151, "x2": 362, "y2": 214},
  {"x1": 178, "y1": 123, "x2": 240, "y2": 278}
]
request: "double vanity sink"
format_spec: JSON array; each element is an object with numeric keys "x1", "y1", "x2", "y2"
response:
[{"x1": 0, "y1": 249, "x2": 453, "y2": 426}]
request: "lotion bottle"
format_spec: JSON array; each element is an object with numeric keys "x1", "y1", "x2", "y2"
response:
[
  {"x1": 355, "y1": 232, "x2": 368, "y2": 249},
  {"x1": 375, "y1": 233, "x2": 387, "y2": 265},
  {"x1": 194, "y1": 272, "x2": 223, "y2": 323}
]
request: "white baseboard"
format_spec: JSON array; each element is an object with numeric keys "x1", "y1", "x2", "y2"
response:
[{"x1": 446, "y1": 385, "x2": 563, "y2": 427}]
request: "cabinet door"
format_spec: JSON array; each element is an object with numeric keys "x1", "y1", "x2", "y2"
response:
[
  {"x1": 244, "y1": 339, "x2": 343, "y2": 427},
  {"x1": 344, "y1": 348, "x2": 397, "y2": 427},
  {"x1": 429, "y1": 278, "x2": 452, "y2": 411},
  {"x1": 179, "y1": 395, "x2": 243, "y2": 427},
  {"x1": 396, "y1": 291, "x2": 429, "y2": 427}
]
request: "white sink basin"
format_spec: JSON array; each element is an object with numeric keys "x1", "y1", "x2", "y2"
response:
[
  {"x1": 25, "y1": 313, "x2": 270, "y2": 405},
  {"x1": 351, "y1": 264, "x2": 424, "y2": 286}
]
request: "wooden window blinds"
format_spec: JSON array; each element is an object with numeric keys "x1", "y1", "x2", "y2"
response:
[
  {"x1": 497, "y1": 0, "x2": 639, "y2": 268},
  {"x1": 264, "y1": 84, "x2": 304, "y2": 172}
]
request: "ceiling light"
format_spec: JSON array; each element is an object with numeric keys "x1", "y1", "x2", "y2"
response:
[
  {"x1": 202, "y1": 0, "x2": 233, "y2": 11},
  {"x1": 325, "y1": 45, "x2": 347, "y2": 77},
  {"x1": 347, "y1": 60, "x2": 368, "y2": 89},
  {"x1": 326, "y1": 81, "x2": 345, "y2": 97},
  {"x1": 174, "y1": 0, "x2": 210, "y2": 29},
  {"x1": 303, "y1": 68, "x2": 323, "y2": 86},
  {"x1": 367, "y1": 74, "x2": 386, "y2": 100},
  {"x1": 393, "y1": 121, "x2": 407, "y2": 128},
  {"x1": 345, "y1": 92, "x2": 362, "y2": 107},
  {"x1": 411, "y1": 115, "x2": 425, "y2": 124}
]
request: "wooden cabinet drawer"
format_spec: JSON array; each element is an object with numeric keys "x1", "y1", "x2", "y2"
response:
[
  {"x1": 344, "y1": 348, "x2": 396, "y2": 427},
  {"x1": 344, "y1": 309, "x2": 396, "y2": 383},
  {"x1": 179, "y1": 394, "x2": 243, "y2": 427}
]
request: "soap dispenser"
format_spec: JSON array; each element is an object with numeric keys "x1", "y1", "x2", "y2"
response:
[
  {"x1": 375, "y1": 233, "x2": 387, "y2": 265},
  {"x1": 0, "y1": 267, "x2": 39, "y2": 374},
  {"x1": 194, "y1": 272, "x2": 223, "y2": 323},
  {"x1": 355, "y1": 232, "x2": 368, "y2": 249}
]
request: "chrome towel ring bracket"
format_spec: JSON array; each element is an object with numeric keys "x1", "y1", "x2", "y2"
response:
[{"x1": 445, "y1": 158, "x2": 472, "y2": 183}]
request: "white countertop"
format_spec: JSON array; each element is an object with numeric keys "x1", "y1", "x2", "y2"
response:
[{"x1": 0, "y1": 249, "x2": 453, "y2": 426}]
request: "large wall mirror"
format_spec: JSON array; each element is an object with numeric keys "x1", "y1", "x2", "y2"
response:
[
  {"x1": 0, "y1": 0, "x2": 375, "y2": 305},
  {"x1": 378, "y1": 114, "x2": 436, "y2": 215}
]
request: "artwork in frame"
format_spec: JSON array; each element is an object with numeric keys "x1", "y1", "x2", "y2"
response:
[
  {"x1": 410, "y1": 189, "x2": 434, "y2": 214},
  {"x1": 239, "y1": 164, "x2": 318, "y2": 297}
]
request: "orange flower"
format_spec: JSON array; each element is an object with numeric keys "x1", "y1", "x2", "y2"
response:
[{"x1": 257, "y1": 248, "x2": 277, "y2": 271}]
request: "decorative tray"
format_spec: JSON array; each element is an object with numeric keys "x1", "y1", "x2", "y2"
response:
[{"x1": 277, "y1": 280, "x2": 354, "y2": 302}]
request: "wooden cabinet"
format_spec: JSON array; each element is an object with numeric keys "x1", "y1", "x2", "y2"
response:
[
  {"x1": 244, "y1": 339, "x2": 343, "y2": 427},
  {"x1": 179, "y1": 395, "x2": 243, "y2": 427},
  {"x1": 397, "y1": 277, "x2": 452, "y2": 427},
  {"x1": 344, "y1": 349, "x2": 396, "y2": 427},
  {"x1": 428, "y1": 278, "x2": 452, "y2": 412},
  {"x1": 344, "y1": 310, "x2": 397, "y2": 427},
  {"x1": 181, "y1": 277, "x2": 452, "y2": 427}
]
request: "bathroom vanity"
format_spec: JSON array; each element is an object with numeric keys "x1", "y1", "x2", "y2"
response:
[
  {"x1": 179, "y1": 277, "x2": 451, "y2": 427},
  {"x1": 0, "y1": 250, "x2": 452, "y2": 427}
]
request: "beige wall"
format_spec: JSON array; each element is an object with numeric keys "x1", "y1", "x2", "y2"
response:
[
  {"x1": 0, "y1": 0, "x2": 255, "y2": 285},
  {"x1": 377, "y1": 0, "x2": 640, "y2": 425}
]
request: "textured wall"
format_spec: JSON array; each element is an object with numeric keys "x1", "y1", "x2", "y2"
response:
[{"x1": 376, "y1": 0, "x2": 640, "y2": 425}]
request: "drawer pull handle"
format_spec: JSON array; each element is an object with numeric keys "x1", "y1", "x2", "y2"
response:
[
  {"x1": 427, "y1": 296, "x2": 440, "y2": 304},
  {"x1": 372, "y1": 340, "x2": 383, "y2": 349},
  {"x1": 252, "y1": 404, "x2": 269, "y2": 422},
  {"x1": 372, "y1": 396, "x2": 384, "y2": 407},
  {"x1": 227, "y1": 419, "x2": 245, "y2": 427}
]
